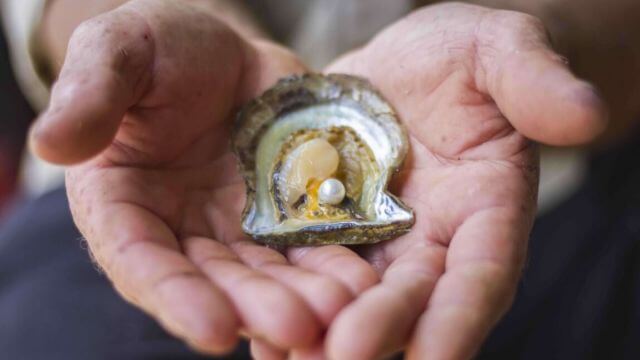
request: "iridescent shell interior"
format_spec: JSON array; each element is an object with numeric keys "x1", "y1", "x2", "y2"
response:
[{"x1": 232, "y1": 74, "x2": 414, "y2": 245}]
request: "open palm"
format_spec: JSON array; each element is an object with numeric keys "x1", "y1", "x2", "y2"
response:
[
  {"x1": 311, "y1": 4, "x2": 607, "y2": 360},
  {"x1": 31, "y1": 1, "x2": 608, "y2": 359},
  {"x1": 31, "y1": 0, "x2": 379, "y2": 355}
]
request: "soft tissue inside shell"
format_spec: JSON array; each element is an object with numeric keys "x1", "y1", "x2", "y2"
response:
[
  {"x1": 280, "y1": 138, "x2": 339, "y2": 207},
  {"x1": 274, "y1": 127, "x2": 379, "y2": 221}
]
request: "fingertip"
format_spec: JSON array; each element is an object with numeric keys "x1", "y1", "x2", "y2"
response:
[
  {"x1": 30, "y1": 11, "x2": 151, "y2": 165},
  {"x1": 325, "y1": 317, "x2": 373, "y2": 360},
  {"x1": 311, "y1": 278, "x2": 354, "y2": 325},
  {"x1": 493, "y1": 51, "x2": 609, "y2": 146},
  {"x1": 288, "y1": 245, "x2": 380, "y2": 296},
  {"x1": 261, "y1": 263, "x2": 354, "y2": 327},
  {"x1": 324, "y1": 296, "x2": 390, "y2": 360},
  {"x1": 526, "y1": 81, "x2": 608, "y2": 146},
  {"x1": 28, "y1": 115, "x2": 108, "y2": 165},
  {"x1": 405, "y1": 306, "x2": 488, "y2": 360},
  {"x1": 157, "y1": 303, "x2": 241, "y2": 356},
  {"x1": 187, "y1": 242, "x2": 322, "y2": 349},
  {"x1": 28, "y1": 119, "x2": 57, "y2": 163},
  {"x1": 525, "y1": 79, "x2": 608, "y2": 146},
  {"x1": 151, "y1": 275, "x2": 241, "y2": 355},
  {"x1": 264, "y1": 294, "x2": 321, "y2": 348},
  {"x1": 185, "y1": 306, "x2": 241, "y2": 355},
  {"x1": 560, "y1": 82, "x2": 609, "y2": 145},
  {"x1": 29, "y1": 79, "x2": 127, "y2": 164},
  {"x1": 187, "y1": 334, "x2": 240, "y2": 356},
  {"x1": 290, "y1": 343, "x2": 326, "y2": 360},
  {"x1": 234, "y1": 275, "x2": 322, "y2": 348},
  {"x1": 250, "y1": 339, "x2": 287, "y2": 360},
  {"x1": 344, "y1": 261, "x2": 380, "y2": 295},
  {"x1": 236, "y1": 277, "x2": 321, "y2": 348},
  {"x1": 158, "y1": 296, "x2": 241, "y2": 355}
]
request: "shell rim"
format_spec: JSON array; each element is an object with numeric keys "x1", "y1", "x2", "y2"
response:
[{"x1": 231, "y1": 73, "x2": 414, "y2": 245}]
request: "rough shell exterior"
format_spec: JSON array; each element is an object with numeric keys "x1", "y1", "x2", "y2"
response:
[{"x1": 232, "y1": 73, "x2": 414, "y2": 245}]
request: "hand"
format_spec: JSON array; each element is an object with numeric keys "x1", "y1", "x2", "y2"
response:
[
  {"x1": 30, "y1": 0, "x2": 379, "y2": 354},
  {"x1": 316, "y1": 3, "x2": 607, "y2": 359}
]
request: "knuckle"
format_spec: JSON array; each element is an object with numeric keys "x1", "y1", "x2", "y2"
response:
[
  {"x1": 70, "y1": 16, "x2": 111, "y2": 48},
  {"x1": 504, "y1": 11, "x2": 546, "y2": 33},
  {"x1": 316, "y1": 276, "x2": 352, "y2": 300},
  {"x1": 152, "y1": 270, "x2": 204, "y2": 294},
  {"x1": 519, "y1": 13, "x2": 545, "y2": 33},
  {"x1": 230, "y1": 271, "x2": 271, "y2": 291},
  {"x1": 482, "y1": 10, "x2": 551, "y2": 51}
]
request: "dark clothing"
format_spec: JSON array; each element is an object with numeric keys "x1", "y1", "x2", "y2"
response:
[
  {"x1": 1, "y1": 137, "x2": 639, "y2": 359},
  {"x1": 0, "y1": 23, "x2": 34, "y2": 215},
  {"x1": 0, "y1": 191, "x2": 249, "y2": 360},
  {"x1": 479, "y1": 136, "x2": 640, "y2": 359}
]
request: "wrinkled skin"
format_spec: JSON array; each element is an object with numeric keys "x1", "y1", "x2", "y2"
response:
[
  {"x1": 33, "y1": 0, "x2": 380, "y2": 355},
  {"x1": 255, "y1": 4, "x2": 606, "y2": 360},
  {"x1": 31, "y1": 1, "x2": 606, "y2": 359}
]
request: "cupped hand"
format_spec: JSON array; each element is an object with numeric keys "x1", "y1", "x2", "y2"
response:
[
  {"x1": 316, "y1": 3, "x2": 607, "y2": 360},
  {"x1": 29, "y1": 0, "x2": 379, "y2": 355}
]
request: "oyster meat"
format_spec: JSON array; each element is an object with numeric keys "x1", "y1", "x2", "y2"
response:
[{"x1": 232, "y1": 74, "x2": 414, "y2": 245}]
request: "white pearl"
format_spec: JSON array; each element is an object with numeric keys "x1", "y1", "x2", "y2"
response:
[{"x1": 318, "y1": 178, "x2": 346, "y2": 205}]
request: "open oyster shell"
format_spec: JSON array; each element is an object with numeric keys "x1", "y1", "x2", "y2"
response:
[{"x1": 232, "y1": 74, "x2": 414, "y2": 245}]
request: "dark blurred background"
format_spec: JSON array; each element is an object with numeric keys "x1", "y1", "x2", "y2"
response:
[{"x1": 0, "y1": 22, "x2": 34, "y2": 219}]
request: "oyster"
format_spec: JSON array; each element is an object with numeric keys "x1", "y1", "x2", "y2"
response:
[{"x1": 232, "y1": 74, "x2": 414, "y2": 245}]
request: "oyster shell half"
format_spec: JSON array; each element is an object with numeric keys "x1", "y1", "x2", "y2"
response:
[{"x1": 232, "y1": 74, "x2": 414, "y2": 245}]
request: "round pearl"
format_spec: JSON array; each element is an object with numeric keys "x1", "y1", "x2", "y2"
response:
[{"x1": 318, "y1": 178, "x2": 346, "y2": 205}]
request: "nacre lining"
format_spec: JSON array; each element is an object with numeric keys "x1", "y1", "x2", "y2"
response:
[{"x1": 232, "y1": 74, "x2": 415, "y2": 245}]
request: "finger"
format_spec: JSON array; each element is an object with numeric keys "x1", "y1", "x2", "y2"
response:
[
  {"x1": 479, "y1": 11, "x2": 608, "y2": 145},
  {"x1": 183, "y1": 237, "x2": 321, "y2": 349},
  {"x1": 232, "y1": 241, "x2": 354, "y2": 326},
  {"x1": 30, "y1": 9, "x2": 154, "y2": 165},
  {"x1": 290, "y1": 344, "x2": 326, "y2": 360},
  {"x1": 250, "y1": 339, "x2": 287, "y2": 360},
  {"x1": 80, "y1": 203, "x2": 240, "y2": 354},
  {"x1": 287, "y1": 245, "x2": 380, "y2": 295},
  {"x1": 238, "y1": 39, "x2": 307, "y2": 103},
  {"x1": 326, "y1": 244, "x2": 446, "y2": 360},
  {"x1": 407, "y1": 207, "x2": 528, "y2": 360}
]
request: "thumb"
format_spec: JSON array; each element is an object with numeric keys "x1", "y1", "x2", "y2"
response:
[
  {"x1": 30, "y1": 9, "x2": 154, "y2": 165},
  {"x1": 481, "y1": 12, "x2": 608, "y2": 146}
]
